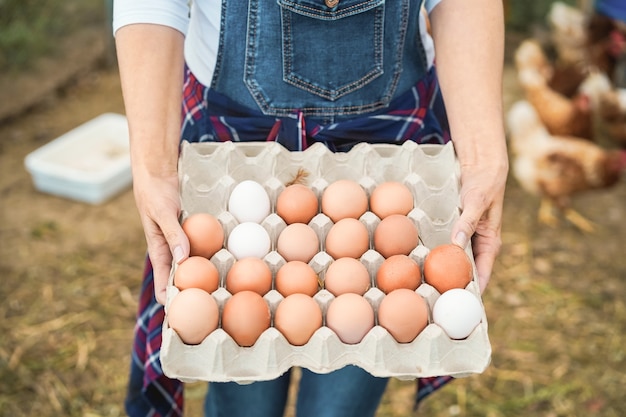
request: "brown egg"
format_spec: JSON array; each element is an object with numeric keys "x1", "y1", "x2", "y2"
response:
[
  {"x1": 324, "y1": 218, "x2": 369, "y2": 259},
  {"x1": 174, "y1": 256, "x2": 219, "y2": 294},
  {"x1": 326, "y1": 293, "x2": 375, "y2": 344},
  {"x1": 276, "y1": 184, "x2": 319, "y2": 224},
  {"x1": 167, "y1": 288, "x2": 219, "y2": 345},
  {"x1": 276, "y1": 223, "x2": 320, "y2": 263},
  {"x1": 369, "y1": 181, "x2": 414, "y2": 219},
  {"x1": 373, "y1": 214, "x2": 419, "y2": 258},
  {"x1": 221, "y1": 290, "x2": 271, "y2": 347},
  {"x1": 423, "y1": 244, "x2": 473, "y2": 293},
  {"x1": 375, "y1": 254, "x2": 422, "y2": 293},
  {"x1": 323, "y1": 257, "x2": 371, "y2": 296},
  {"x1": 225, "y1": 257, "x2": 273, "y2": 296},
  {"x1": 275, "y1": 260, "x2": 319, "y2": 297},
  {"x1": 378, "y1": 289, "x2": 429, "y2": 343},
  {"x1": 274, "y1": 294, "x2": 323, "y2": 346},
  {"x1": 182, "y1": 212, "x2": 224, "y2": 259},
  {"x1": 321, "y1": 179, "x2": 368, "y2": 222}
]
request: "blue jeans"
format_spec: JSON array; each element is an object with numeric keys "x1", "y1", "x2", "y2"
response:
[{"x1": 204, "y1": 366, "x2": 389, "y2": 417}]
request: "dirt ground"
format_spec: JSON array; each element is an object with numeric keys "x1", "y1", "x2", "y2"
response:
[{"x1": 1, "y1": 37, "x2": 626, "y2": 416}]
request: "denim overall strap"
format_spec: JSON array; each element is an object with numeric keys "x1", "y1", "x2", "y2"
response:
[{"x1": 211, "y1": 0, "x2": 428, "y2": 120}]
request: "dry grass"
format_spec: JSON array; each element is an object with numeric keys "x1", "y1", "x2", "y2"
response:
[{"x1": 2, "y1": 42, "x2": 626, "y2": 417}]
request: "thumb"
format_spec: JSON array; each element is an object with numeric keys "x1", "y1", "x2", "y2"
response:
[
  {"x1": 450, "y1": 184, "x2": 490, "y2": 248},
  {"x1": 450, "y1": 208, "x2": 479, "y2": 250},
  {"x1": 147, "y1": 220, "x2": 190, "y2": 305}
]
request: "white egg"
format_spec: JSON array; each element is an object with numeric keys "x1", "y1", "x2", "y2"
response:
[
  {"x1": 432, "y1": 288, "x2": 483, "y2": 340},
  {"x1": 227, "y1": 222, "x2": 271, "y2": 260},
  {"x1": 228, "y1": 180, "x2": 271, "y2": 223}
]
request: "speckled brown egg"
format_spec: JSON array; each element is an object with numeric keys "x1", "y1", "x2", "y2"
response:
[
  {"x1": 423, "y1": 243, "x2": 473, "y2": 293},
  {"x1": 375, "y1": 254, "x2": 422, "y2": 293}
]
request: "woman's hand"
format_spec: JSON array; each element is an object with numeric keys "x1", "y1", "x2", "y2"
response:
[
  {"x1": 132, "y1": 169, "x2": 189, "y2": 304},
  {"x1": 451, "y1": 152, "x2": 508, "y2": 293},
  {"x1": 115, "y1": 24, "x2": 186, "y2": 303},
  {"x1": 430, "y1": 0, "x2": 507, "y2": 292}
]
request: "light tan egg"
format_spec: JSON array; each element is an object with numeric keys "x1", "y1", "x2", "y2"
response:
[
  {"x1": 423, "y1": 243, "x2": 473, "y2": 293},
  {"x1": 377, "y1": 289, "x2": 429, "y2": 343},
  {"x1": 323, "y1": 257, "x2": 371, "y2": 296},
  {"x1": 221, "y1": 290, "x2": 271, "y2": 347},
  {"x1": 182, "y1": 212, "x2": 224, "y2": 259},
  {"x1": 325, "y1": 293, "x2": 375, "y2": 344},
  {"x1": 167, "y1": 288, "x2": 219, "y2": 345},
  {"x1": 274, "y1": 260, "x2": 320, "y2": 297},
  {"x1": 375, "y1": 254, "x2": 422, "y2": 294},
  {"x1": 276, "y1": 223, "x2": 320, "y2": 263},
  {"x1": 274, "y1": 293, "x2": 323, "y2": 346},
  {"x1": 321, "y1": 179, "x2": 368, "y2": 222},
  {"x1": 373, "y1": 214, "x2": 419, "y2": 258},
  {"x1": 225, "y1": 257, "x2": 273, "y2": 296},
  {"x1": 174, "y1": 256, "x2": 219, "y2": 294},
  {"x1": 324, "y1": 218, "x2": 369, "y2": 260},
  {"x1": 369, "y1": 181, "x2": 414, "y2": 219},
  {"x1": 276, "y1": 184, "x2": 319, "y2": 224}
]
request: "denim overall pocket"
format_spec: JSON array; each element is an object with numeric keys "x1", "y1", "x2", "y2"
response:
[
  {"x1": 278, "y1": 0, "x2": 385, "y2": 101},
  {"x1": 243, "y1": 0, "x2": 414, "y2": 117}
]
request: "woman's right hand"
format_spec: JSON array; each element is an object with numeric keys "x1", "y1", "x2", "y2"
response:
[
  {"x1": 115, "y1": 23, "x2": 187, "y2": 303},
  {"x1": 132, "y1": 169, "x2": 189, "y2": 305}
]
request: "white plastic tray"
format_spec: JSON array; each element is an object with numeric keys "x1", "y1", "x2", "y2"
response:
[{"x1": 24, "y1": 113, "x2": 131, "y2": 204}]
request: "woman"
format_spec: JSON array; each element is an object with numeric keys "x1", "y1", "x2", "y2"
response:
[{"x1": 113, "y1": 1, "x2": 508, "y2": 416}]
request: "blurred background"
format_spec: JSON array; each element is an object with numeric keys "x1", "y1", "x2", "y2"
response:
[{"x1": 1, "y1": 0, "x2": 625, "y2": 416}]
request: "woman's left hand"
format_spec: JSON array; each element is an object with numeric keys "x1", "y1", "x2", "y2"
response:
[
  {"x1": 451, "y1": 152, "x2": 508, "y2": 293},
  {"x1": 429, "y1": 0, "x2": 508, "y2": 293}
]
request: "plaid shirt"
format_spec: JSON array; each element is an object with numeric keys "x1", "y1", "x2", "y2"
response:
[
  {"x1": 127, "y1": 67, "x2": 453, "y2": 417},
  {"x1": 180, "y1": 66, "x2": 450, "y2": 152}
]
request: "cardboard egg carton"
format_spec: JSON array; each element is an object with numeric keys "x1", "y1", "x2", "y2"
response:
[{"x1": 161, "y1": 140, "x2": 491, "y2": 383}]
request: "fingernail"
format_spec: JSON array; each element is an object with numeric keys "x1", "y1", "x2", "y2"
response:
[
  {"x1": 173, "y1": 246, "x2": 185, "y2": 264},
  {"x1": 454, "y1": 231, "x2": 468, "y2": 248}
]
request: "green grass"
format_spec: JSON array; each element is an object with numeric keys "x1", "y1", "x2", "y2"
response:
[{"x1": 0, "y1": 0, "x2": 105, "y2": 71}]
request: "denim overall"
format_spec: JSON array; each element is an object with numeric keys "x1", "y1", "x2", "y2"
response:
[
  {"x1": 203, "y1": 1, "x2": 428, "y2": 416},
  {"x1": 211, "y1": 0, "x2": 429, "y2": 122}
]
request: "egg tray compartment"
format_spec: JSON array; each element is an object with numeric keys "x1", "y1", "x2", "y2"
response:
[{"x1": 161, "y1": 140, "x2": 492, "y2": 383}]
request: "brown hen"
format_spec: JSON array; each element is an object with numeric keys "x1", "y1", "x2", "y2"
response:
[
  {"x1": 517, "y1": 68, "x2": 594, "y2": 140},
  {"x1": 514, "y1": 38, "x2": 590, "y2": 99},
  {"x1": 579, "y1": 71, "x2": 626, "y2": 147},
  {"x1": 507, "y1": 100, "x2": 626, "y2": 232}
]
